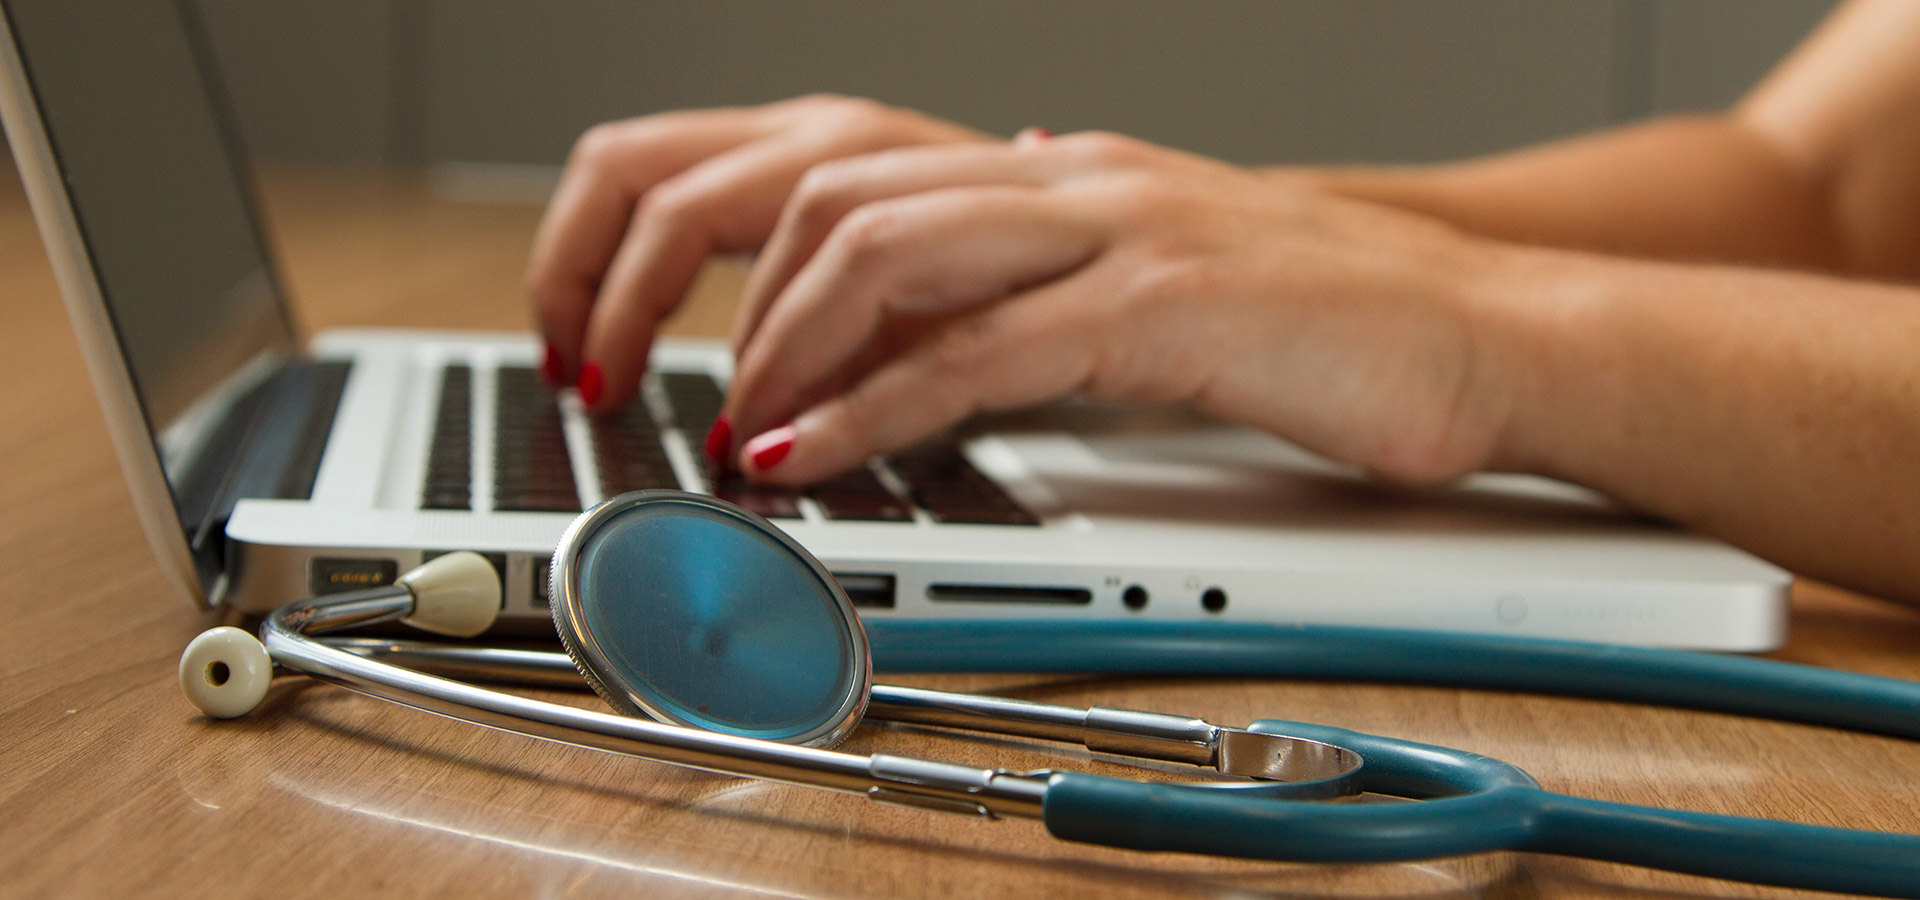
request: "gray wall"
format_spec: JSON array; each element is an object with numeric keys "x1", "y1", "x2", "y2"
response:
[{"x1": 197, "y1": 0, "x2": 1836, "y2": 169}]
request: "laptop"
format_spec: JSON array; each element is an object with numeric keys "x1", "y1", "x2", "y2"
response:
[{"x1": 0, "y1": 0, "x2": 1791, "y2": 650}]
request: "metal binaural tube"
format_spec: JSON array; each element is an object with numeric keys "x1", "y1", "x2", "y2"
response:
[
  {"x1": 324, "y1": 637, "x2": 587, "y2": 687},
  {"x1": 867, "y1": 684, "x2": 1217, "y2": 764},
  {"x1": 267, "y1": 604, "x2": 1050, "y2": 819},
  {"x1": 321, "y1": 636, "x2": 1361, "y2": 795},
  {"x1": 282, "y1": 585, "x2": 416, "y2": 634}
]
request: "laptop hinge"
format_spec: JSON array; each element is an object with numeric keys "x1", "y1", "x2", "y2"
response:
[{"x1": 189, "y1": 359, "x2": 352, "y2": 586}]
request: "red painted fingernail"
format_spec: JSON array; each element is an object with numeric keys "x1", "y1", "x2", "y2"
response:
[
  {"x1": 578, "y1": 360, "x2": 604, "y2": 406},
  {"x1": 703, "y1": 416, "x2": 733, "y2": 468},
  {"x1": 744, "y1": 425, "x2": 796, "y2": 473},
  {"x1": 1015, "y1": 126, "x2": 1052, "y2": 146},
  {"x1": 540, "y1": 341, "x2": 565, "y2": 385}
]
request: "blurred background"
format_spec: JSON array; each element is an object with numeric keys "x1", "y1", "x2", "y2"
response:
[{"x1": 195, "y1": 0, "x2": 1836, "y2": 186}]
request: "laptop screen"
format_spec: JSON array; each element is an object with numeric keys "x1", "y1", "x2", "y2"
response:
[{"x1": 2, "y1": 0, "x2": 296, "y2": 511}]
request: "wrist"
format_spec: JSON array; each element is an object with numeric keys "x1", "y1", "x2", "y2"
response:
[
  {"x1": 1453, "y1": 240, "x2": 1618, "y2": 480},
  {"x1": 1263, "y1": 164, "x2": 1434, "y2": 208},
  {"x1": 1312, "y1": 222, "x2": 1555, "y2": 485}
]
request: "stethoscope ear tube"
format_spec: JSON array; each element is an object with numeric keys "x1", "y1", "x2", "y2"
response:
[{"x1": 1044, "y1": 720, "x2": 1920, "y2": 898}]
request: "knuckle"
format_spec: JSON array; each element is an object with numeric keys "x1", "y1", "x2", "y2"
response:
[
  {"x1": 1109, "y1": 216, "x2": 1213, "y2": 296},
  {"x1": 526, "y1": 266, "x2": 594, "y2": 322},
  {"x1": 1063, "y1": 130, "x2": 1145, "y2": 166},
  {"x1": 818, "y1": 96, "x2": 904, "y2": 144},
  {"x1": 829, "y1": 203, "x2": 908, "y2": 269},
  {"x1": 568, "y1": 121, "x2": 631, "y2": 170},
  {"x1": 1094, "y1": 176, "x2": 1178, "y2": 229},
  {"x1": 633, "y1": 178, "x2": 701, "y2": 232},
  {"x1": 789, "y1": 162, "x2": 860, "y2": 229},
  {"x1": 826, "y1": 95, "x2": 889, "y2": 122},
  {"x1": 788, "y1": 91, "x2": 851, "y2": 111},
  {"x1": 928, "y1": 315, "x2": 999, "y2": 377},
  {"x1": 823, "y1": 389, "x2": 908, "y2": 463},
  {"x1": 831, "y1": 386, "x2": 884, "y2": 439},
  {"x1": 524, "y1": 269, "x2": 562, "y2": 311},
  {"x1": 1133, "y1": 255, "x2": 1214, "y2": 304}
]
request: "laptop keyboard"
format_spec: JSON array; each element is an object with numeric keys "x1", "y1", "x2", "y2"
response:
[
  {"x1": 588, "y1": 389, "x2": 678, "y2": 498},
  {"x1": 493, "y1": 366, "x2": 583, "y2": 513},
  {"x1": 424, "y1": 364, "x2": 1035, "y2": 525},
  {"x1": 658, "y1": 372, "x2": 805, "y2": 520},
  {"x1": 890, "y1": 441, "x2": 1043, "y2": 526},
  {"x1": 421, "y1": 365, "x2": 473, "y2": 510}
]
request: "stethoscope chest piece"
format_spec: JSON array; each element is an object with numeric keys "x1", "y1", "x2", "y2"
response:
[{"x1": 549, "y1": 490, "x2": 872, "y2": 748}]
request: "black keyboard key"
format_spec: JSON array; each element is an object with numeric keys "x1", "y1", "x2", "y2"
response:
[
  {"x1": 929, "y1": 504, "x2": 1035, "y2": 526},
  {"x1": 494, "y1": 491, "x2": 583, "y2": 513},
  {"x1": 810, "y1": 468, "x2": 913, "y2": 522},
  {"x1": 660, "y1": 372, "x2": 725, "y2": 433},
  {"x1": 887, "y1": 441, "x2": 1037, "y2": 526},
  {"x1": 421, "y1": 365, "x2": 473, "y2": 511},
  {"x1": 421, "y1": 489, "x2": 471, "y2": 510},
  {"x1": 660, "y1": 372, "x2": 746, "y2": 483},
  {"x1": 509, "y1": 473, "x2": 580, "y2": 494},
  {"x1": 712, "y1": 476, "x2": 802, "y2": 519},
  {"x1": 589, "y1": 394, "x2": 680, "y2": 495},
  {"x1": 493, "y1": 366, "x2": 581, "y2": 513}
]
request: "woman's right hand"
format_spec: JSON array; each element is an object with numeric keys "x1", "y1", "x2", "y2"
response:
[{"x1": 524, "y1": 94, "x2": 990, "y2": 413}]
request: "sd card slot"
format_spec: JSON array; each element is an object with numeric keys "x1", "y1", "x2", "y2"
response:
[{"x1": 926, "y1": 584, "x2": 1092, "y2": 605}]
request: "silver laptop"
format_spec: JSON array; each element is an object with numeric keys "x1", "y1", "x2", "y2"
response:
[{"x1": 0, "y1": 0, "x2": 1791, "y2": 649}]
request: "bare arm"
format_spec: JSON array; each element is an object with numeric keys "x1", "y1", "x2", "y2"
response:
[
  {"x1": 1292, "y1": 0, "x2": 1920, "y2": 283},
  {"x1": 1296, "y1": 0, "x2": 1920, "y2": 602},
  {"x1": 1477, "y1": 243, "x2": 1920, "y2": 605}
]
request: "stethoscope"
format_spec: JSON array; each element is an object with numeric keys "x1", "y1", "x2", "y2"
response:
[{"x1": 179, "y1": 490, "x2": 1920, "y2": 898}]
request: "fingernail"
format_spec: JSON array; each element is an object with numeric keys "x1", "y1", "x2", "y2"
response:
[
  {"x1": 540, "y1": 341, "x2": 565, "y2": 385},
  {"x1": 744, "y1": 425, "x2": 796, "y2": 473},
  {"x1": 1014, "y1": 126, "x2": 1052, "y2": 146},
  {"x1": 703, "y1": 415, "x2": 733, "y2": 468},
  {"x1": 578, "y1": 360, "x2": 604, "y2": 406}
]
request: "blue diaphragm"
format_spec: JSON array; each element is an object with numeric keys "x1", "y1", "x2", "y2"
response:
[{"x1": 550, "y1": 491, "x2": 871, "y2": 747}]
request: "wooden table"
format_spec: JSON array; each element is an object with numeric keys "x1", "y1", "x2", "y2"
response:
[{"x1": 4, "y1": 167, "x2": 1918, "y2": 899}]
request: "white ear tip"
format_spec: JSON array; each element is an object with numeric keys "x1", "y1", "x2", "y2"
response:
[
  {"x1": 179, "y1": 626, "x2": 273, "y2": 718},
  {"x1": 398, "y1": 551, "x2": 501, "y2": 637}
]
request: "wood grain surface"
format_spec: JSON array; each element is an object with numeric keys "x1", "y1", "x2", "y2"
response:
[{"x1": 2, "y1": 167, "x2": 1917, "y2": 900}]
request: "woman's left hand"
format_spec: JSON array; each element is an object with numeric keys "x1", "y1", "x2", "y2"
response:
[{"x1": 719, "y1": 132, "x2": 1528, "y2": 487}]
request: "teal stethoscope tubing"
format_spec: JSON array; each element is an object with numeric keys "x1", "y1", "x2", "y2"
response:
[
  {"x1": 867, "y1": 620, "x2": 1920, "y2": 739},
  {"x1": 1048, "y1": 722, "x2": 1920, "y2": 896},
  {"x1": 868, "y1": 620, "x2": 1920, "y2": 897}
]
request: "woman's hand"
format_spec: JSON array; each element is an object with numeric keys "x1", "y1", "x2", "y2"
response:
[
  {"x1": 525, "y1": 94, "x2": 989, "y2": 412},
  {"x1": 719, "y1": 131, "x2": 1527, "y2": 486}
]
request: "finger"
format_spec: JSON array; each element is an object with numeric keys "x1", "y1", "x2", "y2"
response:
[
  {"x1": 725, "y1": 185, "x2": 1106, "y2": 443},
  {"x1": 525, "y1": 110, "x2": 773, "y2": 381},
  {"x1": 575, "y1": 128, "x2": 890, "y2": 413},
  {"x1": 1013, "y1": 126, "x2": 1054, "y2": 147},
  {"x1": 732, "y1": 139, "x2": 1073, "y2": 356},
  {"x1": 738, "y1": 273, "x2": 1106, "y2": 484}
]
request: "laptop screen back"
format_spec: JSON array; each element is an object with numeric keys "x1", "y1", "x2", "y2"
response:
[{"x1": 2, "y1": 0, "x2": 295, "y2": 516}]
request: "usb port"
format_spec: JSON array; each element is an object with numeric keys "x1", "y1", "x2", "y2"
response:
[
  {"x1": 532, "y1": 559, "x2": 553, "y2": 608},
  {"x1": 833, "y1": 573, "x2": 896, "y2": 608}
]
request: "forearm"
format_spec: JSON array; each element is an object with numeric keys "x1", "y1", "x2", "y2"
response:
[
  {"x1": 1476, "y1": 244, "x2": 1920, "y2": 604},
  {"x1": 1281, "y1": 115, "x2": 1841, "y2": 272}
]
